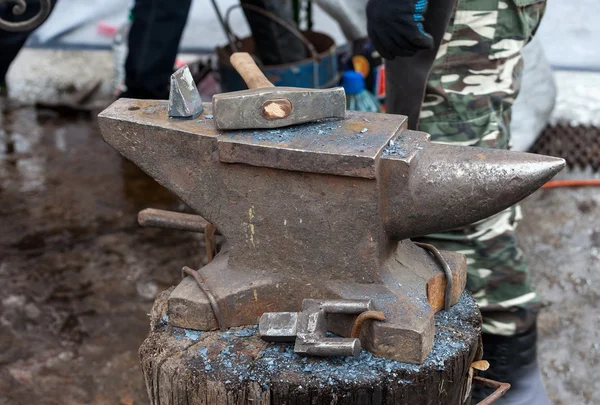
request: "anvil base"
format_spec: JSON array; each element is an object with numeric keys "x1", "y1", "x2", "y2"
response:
[{"x1": 166, "y1": 240, "x2": 466, "y2": 364}]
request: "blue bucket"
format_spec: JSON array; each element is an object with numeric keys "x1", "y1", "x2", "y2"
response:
[{"x1": 216, "y1": 31, "x2": 340, "y2": 91}]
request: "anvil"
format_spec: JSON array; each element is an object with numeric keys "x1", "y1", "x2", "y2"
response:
[{"x1": 98, "y1": 99, "x2": 563, "y2": 364}]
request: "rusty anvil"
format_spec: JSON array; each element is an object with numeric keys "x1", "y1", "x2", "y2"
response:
[{"x1": 98, "y1": 99, "x2": 563, "y2": 364}]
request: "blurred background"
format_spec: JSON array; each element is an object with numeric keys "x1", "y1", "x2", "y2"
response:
[{"x1": 0, "y1": 1, "x2": 598, "y2": 404}]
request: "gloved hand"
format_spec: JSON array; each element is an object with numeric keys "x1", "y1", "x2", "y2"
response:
[{"x1": 366, "y1": 0, "x2": 434, "y2": 59}]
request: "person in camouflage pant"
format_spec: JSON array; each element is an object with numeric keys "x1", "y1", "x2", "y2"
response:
[
  {"x1": 416, "y1": 0, "x2": 547, "y2": 338},
  {"x1": 367, "y1": 0, "x2": 550, "y2": 402}
]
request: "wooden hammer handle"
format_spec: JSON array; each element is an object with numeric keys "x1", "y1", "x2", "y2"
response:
[{"x1": 230, "y1": 52, "x2": 275, "y2": 89}]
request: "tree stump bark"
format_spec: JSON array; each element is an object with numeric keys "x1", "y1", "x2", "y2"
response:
[{"x1": 140, "y1": 289, "x2": 482, "y2": 405}]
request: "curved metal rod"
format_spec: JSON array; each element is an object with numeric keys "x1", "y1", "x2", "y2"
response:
[
  {"x1": 182, "y1": 266, "x2": 227, "y2": 331},
  {"x1": 414, "y1": 242, "x2": 454, "y2": 311},
  {"x1": 224, "y1": 3, "x2": 321, "y2": 88},
  {"x1": 473, "y1": 376, "x2": 511, "y2": 404},
  {"x1": 208, "y1": 0, "x2": 238, "y2": 52},
  {"x1": 225, "y1": 3, "x2": 319, "y2": 61},
  {"x1": 350, "y1": 310, "x2": 386, "y2": 338},
  {"x1": 0, "y1": 0, "x2": 52, "y2": 32}
]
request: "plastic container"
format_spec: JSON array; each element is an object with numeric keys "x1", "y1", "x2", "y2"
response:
[{"x1": 341, "y1": 70, "x2": 382, "y2": 113}]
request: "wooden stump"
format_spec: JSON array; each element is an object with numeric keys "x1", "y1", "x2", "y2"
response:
[{"x1": 140, "y1": 289, "x2": 482, "y2": 405}]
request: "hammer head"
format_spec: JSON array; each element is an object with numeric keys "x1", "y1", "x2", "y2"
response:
[{"x1": 212, "y1": 86, "x2": 346, "y2": 130}]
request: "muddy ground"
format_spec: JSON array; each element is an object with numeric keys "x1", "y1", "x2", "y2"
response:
[{"x1": 0, "y1": 104, "x2": 598, "y2": 405}]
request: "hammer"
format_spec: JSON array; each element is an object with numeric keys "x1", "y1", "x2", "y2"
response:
[{"x1": 212, "y1": 52, "x2": 346, "y2": 130}]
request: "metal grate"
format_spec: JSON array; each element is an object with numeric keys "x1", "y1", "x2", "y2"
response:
[{"x1": 530, "y1": 124, "x2": 600, "y2": 172}]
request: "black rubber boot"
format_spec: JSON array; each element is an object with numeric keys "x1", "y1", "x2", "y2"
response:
[{"x1": 472, "y1": 324, "x2": 551, "y2": 404}]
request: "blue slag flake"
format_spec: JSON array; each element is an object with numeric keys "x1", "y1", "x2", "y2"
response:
[
  {"x1": 234, "y1": 327, "x2": 256, "y2": 337},
  {"x1": 171, "y1": 294, "x2": 477, "y2": 390},
  {"x1": 184, "y1": 329, "x2": 201, "y2": 340}
]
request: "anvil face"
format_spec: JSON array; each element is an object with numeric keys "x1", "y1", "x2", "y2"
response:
[
  {"x1": 217, "y1": 111, "x2": 402, "y2": 178},
  {"x1": 98, "y1": 99, "x2": 564, "y2": 363}
]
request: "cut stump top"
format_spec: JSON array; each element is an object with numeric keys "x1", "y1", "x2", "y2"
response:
[{"x1": 140, "y1": 290, "x2": 482, "y2": 405}]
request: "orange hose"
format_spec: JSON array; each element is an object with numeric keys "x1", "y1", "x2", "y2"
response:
[{"x1": 542, "y1": 179, "x2": 600, "y2": 189}]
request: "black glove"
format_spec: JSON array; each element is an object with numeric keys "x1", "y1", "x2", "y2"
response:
[{"x1": 366, "y1": 0, "x2": 434, "y2": 60}]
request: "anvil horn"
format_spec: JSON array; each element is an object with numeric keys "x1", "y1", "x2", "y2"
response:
[{"x1": 379, "y1": 136, "x2": 565, "y2": 240}]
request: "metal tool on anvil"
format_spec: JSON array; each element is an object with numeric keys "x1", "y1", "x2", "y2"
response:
[
  {"x1": 260, "y1": 299, "x2": 382, "y2": 357},
  {"x1": 98, "y1": 89, "x2": 564, "y2": 364},
  {"x1": 212, "y1": 52, "x2": 346, "y2": 130}
]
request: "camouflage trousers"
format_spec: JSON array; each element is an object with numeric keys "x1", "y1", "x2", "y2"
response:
[{"x1": 408, "y1": 0, "x2": 546, "y2": 336}]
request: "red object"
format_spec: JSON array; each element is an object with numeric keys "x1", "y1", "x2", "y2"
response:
[
  {"x1": 375, "y1": 64, "x2": 386, "y2": 100},
  {"x1": 542, "y1": 179, "x2": 600, "y2": 189},
  {"x1": 97, "y1": 21, "x2": 117, "y2": 38}
]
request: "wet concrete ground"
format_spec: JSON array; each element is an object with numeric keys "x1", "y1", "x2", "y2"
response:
[
  {"x1": 0, "y1": 103, "x2": 598, "y2": 405},
  {"x1": 0, "y1": 105, "x2": 204, "y2": 405},
  {"x1": 518, "y1": 175, "x2": 600, "y2": 404}
]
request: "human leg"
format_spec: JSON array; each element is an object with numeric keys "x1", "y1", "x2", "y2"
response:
[
  {"x1": 386, "y1": 0, "x2": 550, "y2": 402},
  {"x1": 124, "y1": 0, "x2": 192, "y2": 100},
  {"x1": 414, "y1": 207, "x2": 549, "y2": 402}
]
